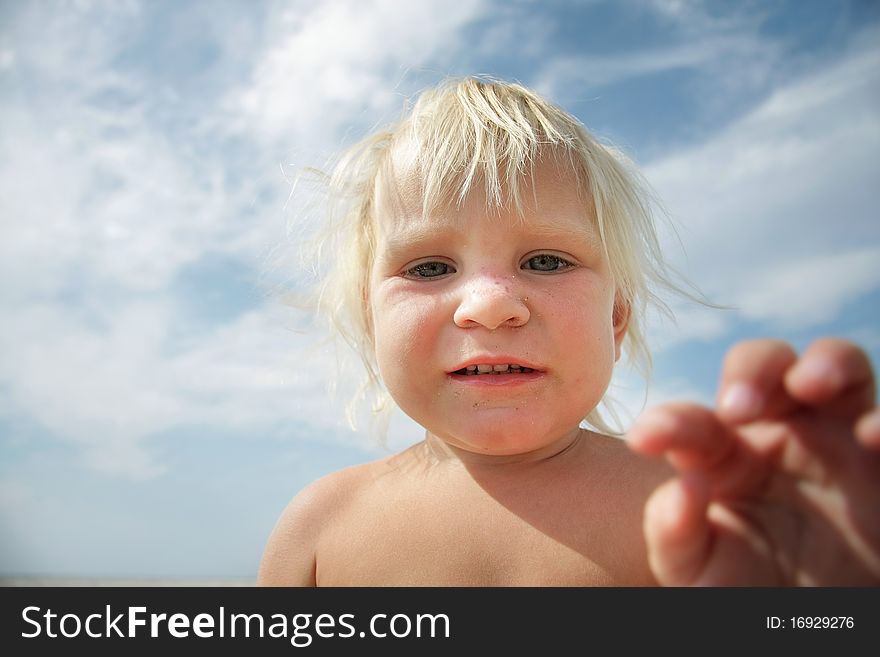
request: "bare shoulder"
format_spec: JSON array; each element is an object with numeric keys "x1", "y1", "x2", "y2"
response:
[
  {"x1": 256, "y1": 458, "x2": 388, "y2": 586},
  {"x1": 581, "y1": 431, "x2": 673, "y2": 513},
  {"x1": 571, "y1": 431, "x2": 673, "y2": 584},
  {"x1": 581, "y1": 431, "x2": 672, "y2": 490}
]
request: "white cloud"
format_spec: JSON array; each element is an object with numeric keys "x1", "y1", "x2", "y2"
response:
[
  {"x1": 644, "y1": 34, "x2": 880, "y2": 334},
  {"x1": 538, "y1": 31, "x2": 772, "y2": 93},
  {"x1": 2, "y1": 0, "x2": 877, "y2": 487},
  {"x1": 732, "y1": 247, "x2": 880, "y2": 328},
  {"x1": 0, "y1": 298, "x2": 363, "y2": 479},
  {"x1": 0, "y1": 110, "x2": 253, "y2": 300},
  {"x1": 0, "y1": 49, "x2": 14, "y2": 70},
  {"x1": 531, "y1": 23, "x2": 880, "y2": 350},
  {"x1": 226, "y1": 0, "x2": 487, "y2": 145},
  {"x1": 0, "y1": 480, "x2": 35, "y2": 514},
  {"x1": 0, "y1": 8, "x2": 288, "y2": 478},
  {"x1": 0, "y1": 3, "x2": 273, "y2": 303},
  {"x1": 3, "y1": 1, "x2": 469, "y2": 479},
  {"x1": 535, "y1": 2, "x2": 778, "y2": 102},
  {"x1": 0, "y1": 0, "x2": 494, "y2": 480}
]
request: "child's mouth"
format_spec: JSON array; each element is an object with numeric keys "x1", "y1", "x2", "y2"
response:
[{"x1": 452, "y1": 364, "x2": 536, "y2": 375}]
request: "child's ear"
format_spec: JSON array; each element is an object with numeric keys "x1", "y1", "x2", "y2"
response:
[{"x1": 612, "y1": 295, "x2": 630, "y2": 362}]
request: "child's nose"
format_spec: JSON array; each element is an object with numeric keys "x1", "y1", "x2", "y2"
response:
[{"x1": 453, "y1": 273, "x2": 530, "y2": 330}]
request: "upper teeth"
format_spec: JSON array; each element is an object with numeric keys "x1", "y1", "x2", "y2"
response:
[{"x1": 462, "y1": 364, "x2": 533, "y2": 374}]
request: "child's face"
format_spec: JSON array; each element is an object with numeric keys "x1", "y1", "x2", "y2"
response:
[{"x1": 369, "y1": 153, "x2": 627, "y2": 456}]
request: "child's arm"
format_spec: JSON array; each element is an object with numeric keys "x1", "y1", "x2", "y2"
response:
[{"x1": 627, "y1": 338, "x2": 880, "y2": 585}]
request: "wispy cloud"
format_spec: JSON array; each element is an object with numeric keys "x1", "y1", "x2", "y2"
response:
[
  {"x1": 2, "y1": 0, "x2": 877, "y2": 579},
  {"x1": 0, "y1": 300, "x2": 353, "y2": 479},
  {"x1": 538, "y1": 32, "x2": 775, "y2": 92},
  {"x1": 224, "y1": 0, "x2": 488, "y2": 145},
  {"x1": 0, "y1": 0, "x2": 499, "y2": 480},
  {"x1": 1, "y1": 0, "x2": 877, "y2": 490},
  {"x1": 535, "y1": 2, "x2": 778, "y2": 104},
  {"x1": 732, "y1": 248, "x2": 880, "y2": 328},
  {"x1": 644, "y1": 30, "x2": 880, "y2": 338}
]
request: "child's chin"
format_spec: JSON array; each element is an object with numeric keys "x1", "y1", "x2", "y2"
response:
[{"x1": 448, "y1": 425, "x2": 570, "y2": 456}]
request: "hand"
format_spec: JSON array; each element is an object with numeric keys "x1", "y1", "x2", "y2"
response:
[{"x1": 628, "y1": 338, "x2": 880, "y2": 586}]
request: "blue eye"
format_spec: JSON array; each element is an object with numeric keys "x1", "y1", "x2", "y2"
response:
[
  {"x1": 522, "y1": 254, "x2": 573, "y2": 272},
  {"x1": 404, "y1": 261, "x2": 456, "y2": 279}
]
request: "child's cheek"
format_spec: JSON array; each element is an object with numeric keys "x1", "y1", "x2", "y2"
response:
[
  {"x1": 559, "y1": 293, "x2": 618, "y2": 371},
  {"x1": 373, "y1": 289, "x2": 443, "y2": 372}
]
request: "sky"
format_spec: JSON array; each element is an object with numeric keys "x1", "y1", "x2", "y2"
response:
[{"x1": 1, "y1": 0, "x2": 878, "y2": 580}]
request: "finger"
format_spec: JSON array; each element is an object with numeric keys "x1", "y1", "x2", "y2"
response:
[
  {"x1": 629, "y1": 403, "x2": 772, "y2": 497},
  {"x1": 785, "y1": 338, "x2": 877, "y2": 420},
  {"x1": 855, "y1": 407, "x2": 880, "y2": 450},
  {"x1": 629, "y1": 403, "x2": 736, "y2": 470},
  {"x1": 716, "y1": 339, "x2": 798, "y2": 424},
  {"x1": 643, "y1": 474, "x2": 712, "y2": 586}
]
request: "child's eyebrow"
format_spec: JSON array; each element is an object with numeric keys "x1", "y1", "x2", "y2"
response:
[
  {"x1": 378, "y1": 222, "x2": 467, "y2": 258},
  {"x1": 529, "y1": 221, "x2": 598, "y2": 243},
  {"x1": 378, "y1": 220, "x2": 600, "y2": 261}
]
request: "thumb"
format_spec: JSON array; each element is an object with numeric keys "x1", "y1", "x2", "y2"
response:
[{"x1": 644, "y1": 473, "x2": 711, "y2": 586}]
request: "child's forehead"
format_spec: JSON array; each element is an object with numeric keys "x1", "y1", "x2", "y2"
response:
[
  {"x1": 373, "y1": 138, "x2": 595, "y2": 236},
  {"x1": 373, "y1": 139, "x2": 424, "y2": 219}
]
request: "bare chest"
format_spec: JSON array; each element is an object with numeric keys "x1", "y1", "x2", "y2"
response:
[{"x1": 314, "y1": 476, "x2": 648, "y2": 586}]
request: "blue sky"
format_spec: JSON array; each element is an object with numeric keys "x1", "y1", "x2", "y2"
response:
[{"x1": 1, "y1": 0, "x2": 878, "y2": 580}]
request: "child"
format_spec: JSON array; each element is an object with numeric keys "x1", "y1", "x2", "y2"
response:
[{"x1": 258, "y1": 77, "x2": 880, "y2": 586}]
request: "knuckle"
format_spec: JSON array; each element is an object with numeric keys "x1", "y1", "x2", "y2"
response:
[{"x1": 723, "y1": 338, "x2": 795, "y2": 372}]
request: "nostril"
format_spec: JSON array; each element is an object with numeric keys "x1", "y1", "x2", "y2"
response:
[{"x1": 453, "y1": 279, "x2": 531, "y2": 330}]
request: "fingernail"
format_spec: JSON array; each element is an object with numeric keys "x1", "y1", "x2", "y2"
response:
[
  {"x1": 720, "y1": 383, "x2": 763, "y2": 420},
  {"x1": 794, "y1": 358, "x2": 845, "y2": 391}
]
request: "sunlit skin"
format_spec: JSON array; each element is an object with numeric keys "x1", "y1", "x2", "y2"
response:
[
  {"x1": 369, "y1": 156, "x2": 627, "y2": 462},
  {"x1": 257, "y1": 149, "x2": 880, "y2": 586},
  {"x1": 630, "y1": 338, "x2": 880, "y2": 585},
  {"x1": 257, "y1": 155, "x2": 667, "y2": 585}
]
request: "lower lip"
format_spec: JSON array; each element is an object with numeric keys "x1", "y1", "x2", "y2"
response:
[{"x1": 447, "y1": 371, "x2": 544, "y2": 386}]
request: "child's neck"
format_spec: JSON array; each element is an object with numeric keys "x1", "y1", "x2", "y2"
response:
[{"x1": 422, "y1": 426, "x2": 585, "y2": 469}]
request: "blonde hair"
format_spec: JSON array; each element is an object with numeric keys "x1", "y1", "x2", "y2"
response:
[{"x1": 296, "y1": 76, "x2": 688, "y2": 436}]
